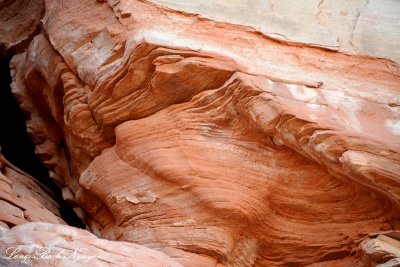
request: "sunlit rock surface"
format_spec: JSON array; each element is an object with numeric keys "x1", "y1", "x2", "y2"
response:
[
  {"x1": 360, "y1": 231, "x2": 400, "y2": 266},
  {"x1": 148, "y1": 0, "x2": 400, "y2": 63},
  {"x1": 2, "y1": 0, "x2": 400, "y2": 266},
  {"x1": 0, "y1": 222, "x2": 183, "y2": 267}
]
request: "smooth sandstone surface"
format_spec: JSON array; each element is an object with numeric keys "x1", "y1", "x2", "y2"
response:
[
  {"x1": 0, "y1": 222, "x2": 183, "y2": 267},
  {"x1": 1, "y1": 0, "x2": 400, "y2": 266},
  {"x1": 148, "y1": 0, "x2": 400, "y2": 63}
]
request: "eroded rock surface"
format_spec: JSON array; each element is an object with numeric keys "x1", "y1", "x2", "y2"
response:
[
  {"x1": 0, "y1": 222, "x2": 183, "y2": 267},
  {"x1": 361, "y1": 231, "x2": 400, "y2": 266},
  {"x1": 0, "y1": 151, "x2": 65, "y2": 228},
  {"x1": 0, "y1": 0, "x2": 44, "y2": 56},
  {"x1": 2, "y1": 0, "x2": 400, "y2": 266}
]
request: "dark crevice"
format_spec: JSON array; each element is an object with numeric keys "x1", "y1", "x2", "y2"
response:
[{"x1": 0, "y1": 55, "x2": 85, "y2": 229}]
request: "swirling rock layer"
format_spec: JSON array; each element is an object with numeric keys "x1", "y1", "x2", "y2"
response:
[
  {"x1": 77, "y1": 73, "x2": 400, "y2": 266},
  {"x1": 2, "y1": 0, "x2": 400, "y2": 266}
]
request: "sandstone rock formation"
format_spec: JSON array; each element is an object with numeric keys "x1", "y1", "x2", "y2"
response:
[
  {"x1": 0, "y1": 150, "x2": 65, "y2": 228},
  {"x1": 1, "y1": 0, "x2": 400, "y2": 266},
  {"x1": 0, "y1": 0, "x2": 44, "y2": 56},
  {"x1": 0, "y1": 222, "x2": 183, "y2": 267},
  {"x1": 361, "y1": 232, "x2": 400, "y2": 266},
  {"x1": 147, "y1": 0, "x2": 400, "y2": 63}
]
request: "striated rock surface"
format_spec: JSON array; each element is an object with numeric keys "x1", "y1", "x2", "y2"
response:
[
  {"x1": 0, "y1": 150, "x2": 65, "y2": 228},
  {"x1": 0, "y1": 222, "x2": 183, "y2": 266},
  {"x1": 2, "y1": 0, "x2": 400, "y2": 266}
]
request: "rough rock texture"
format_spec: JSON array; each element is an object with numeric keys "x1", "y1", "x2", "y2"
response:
[
  {"x1": 0, "y1": 150, "x2": 65, "y2": 228},
  {"x1": 0, "y1": 0, "x2": 44, "y2": 56},
  {"x1": 2, "y1": 0, "x2": 400, "y2": 266},
  {"x1": 0, "y1": 222, "x2": 183, "y2": 266},
  {"x1": 360, "y1": 231, "x2": 400, "y2": 266}
]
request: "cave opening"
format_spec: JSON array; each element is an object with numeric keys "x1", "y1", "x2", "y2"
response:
[{"x1": 0, "y1": 55, "x2": 85, "y2": 229}]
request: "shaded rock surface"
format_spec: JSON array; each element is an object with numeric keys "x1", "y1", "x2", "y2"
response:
[
  {"x1": 1, "y1": 0, "x2": 400, "y2": 266},
  {"x1": 0, "y1": 151, "x2": 65, "y2": 228},
  {"x1": 0, "y1": 0, "x2": 44, "y2": 56}
]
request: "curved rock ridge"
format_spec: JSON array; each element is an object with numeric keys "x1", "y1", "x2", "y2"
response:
[
  {"x1": 0, "y1": 150, "x2": 65, "y2": 228},
  {"x1": 0, "y1": 222, "x2": 183, "y2": 267},
  {"x1": 3, "y1": 0, "x2": 400, "y2": 266},
  {"x1": 39, "y1": 0, "x2": 400, "y2": 107}
]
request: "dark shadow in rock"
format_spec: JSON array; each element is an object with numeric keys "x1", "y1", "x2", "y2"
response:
[{"x1": 0, "y1": 56, "x2": 85, "y2": 229}]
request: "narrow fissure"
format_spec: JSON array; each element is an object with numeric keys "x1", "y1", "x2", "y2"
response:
[{"x1": 0, "y1": 55, "x2": 85, "y2": 229}]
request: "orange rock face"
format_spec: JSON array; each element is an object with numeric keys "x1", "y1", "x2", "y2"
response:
[{"x1": 2, "y1": 0, "x2": 400, "y2": 266}]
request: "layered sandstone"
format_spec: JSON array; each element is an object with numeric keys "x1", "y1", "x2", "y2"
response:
[
  {"x1": 0, "y1": 150, "x2": 65, "y2": 228},
  {"x1": 0, "y1": 222, "x2": 183, "y2": 266},
  {"x1": 1, "y1": 0, "x2": 400, "y2": 266}
]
